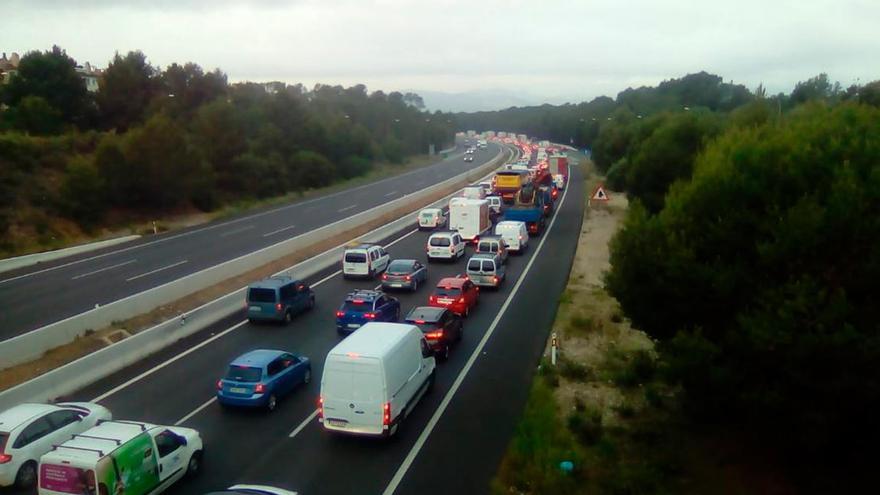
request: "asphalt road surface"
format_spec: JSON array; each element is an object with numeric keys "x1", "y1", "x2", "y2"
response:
[
  {"x1": 0, "y1": 142, "x2": 501, "y2": 341},
  {"x1": 6, "y1": 155, "x2": 586, "y2": 495}
]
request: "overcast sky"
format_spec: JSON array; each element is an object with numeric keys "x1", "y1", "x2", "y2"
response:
[{"x1": 3, "y1": 0, "x2": 879, "y2": 109}]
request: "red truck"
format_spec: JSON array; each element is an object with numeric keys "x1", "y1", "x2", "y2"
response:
[{"x1": 549, "y1": 154, "x2": 569, "y2": 190}]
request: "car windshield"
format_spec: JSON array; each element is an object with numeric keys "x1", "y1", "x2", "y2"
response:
[
  {"x1": 343, "y1": 300, "x2": 372, "y2": 312},
  {"x1": 225, "y1": 365, "x2": 262, "y2": 382},
  {"x1": 248, "y1": 288, "x2": 276, "y2": 303},
  {"x1": 387, "y1": 261, "x2": 413, "y2": 273},
  {"x1": 420, "y1": 212, "x2": 435, "y2": 218},
  {"x1": 345, "y1": 252, "x2": 367, "y2": 263},
  {"x1": 434, "y1": 287, "x2": 462, "y2": 297},
  {"x1": 430, "y1": 237, "x2": 451, "y2": 247}
]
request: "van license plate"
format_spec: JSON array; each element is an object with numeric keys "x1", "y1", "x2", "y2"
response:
[
  {"x1": 249, "y1": 306, "x2": 261, "y2": 312},
  {"x1": 229, "y1": 387, "x2": 247, "y2": 394},
  {"x1": 328, "y1": 419, "x2": 346, "y2": 427}
]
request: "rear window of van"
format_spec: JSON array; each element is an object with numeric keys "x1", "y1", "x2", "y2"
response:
[
  {"x1": 248, "y1": 288, "x2": 276, "y2": 303},
  {"x1": 345, "y1": 252, "x2": 367, "y2": 263},
  {"x1": 430, "y1": 237, "x2": 451, "y2": 247}
]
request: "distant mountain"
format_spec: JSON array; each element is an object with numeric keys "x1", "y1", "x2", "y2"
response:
[{"x1": 412, "y1": 89, "x2": 557, "y2": 113}]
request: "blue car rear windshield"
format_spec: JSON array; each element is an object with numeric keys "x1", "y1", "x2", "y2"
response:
[
  {"x1": 343, "y1": 301, "x2": 372, "y2": 312},
  {"x1": 248, "y1": 288, "x2": 276, "y2": 303},
  {"x1": 225, "y1": 366, "x2": 262, "y2": 382}
]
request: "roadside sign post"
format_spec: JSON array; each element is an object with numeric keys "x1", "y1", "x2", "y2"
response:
[{"x1": 551, "y1": 332, "x2": 558, "y2": 366}]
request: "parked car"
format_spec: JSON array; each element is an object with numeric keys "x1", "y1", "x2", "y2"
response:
[
  {"x1": 319, "y1": 322, "x2": 435, "y2": 438},
  {"x1": 466, "y1": 253, "x2": 507, "y2": 289},
  {"x1": 418, "y1": 208, "x2": 447, "y2": 230},
  {"x1": 246, "y1": 276, "x2": 315, "y2": 324},
  {"x1": 404, "y1": 306, "x2": 463, "y2": 361},
  {"x1": 342, "y1": 243, "x2": 390, "y2": 279},
  {"x1": 335, "y1": 289, "x2": 401, "y2": 335},
  {"x1": 38, "y1": 420, "x2": 202, "y2": 495},
  {"x1": 475, "y1": 235, "x2": 509, "y2": 264},
  {"x1": 204, "y1": 486, "x2": 298, "y2": 495},
  {"x1": 428, "y1": 276, "x2": 479, "y2": 317},
  {"x1": 494, "y1": 220, "x2": 529, "y2": 253},
  {"x1": 381, "y1": 259, "x2": 428, "y2": 292},
  {"x1": 0, "y1": 403, "x2": 111, "y2": 489},
  {"x1": 217, "y1": 349, "x2": 311, "y2": 411},
  {"x1": 426, "y1": 232, "x2": 466, "y2": 262}
]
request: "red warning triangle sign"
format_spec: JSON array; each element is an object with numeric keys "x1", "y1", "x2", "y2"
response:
[{"x1": 590, "y1": 184, "x2": 610, "y2": 202}]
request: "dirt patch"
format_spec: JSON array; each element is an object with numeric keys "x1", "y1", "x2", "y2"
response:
[{"x1": 0, "y1": 161, "x2": 499, "y2": 392}]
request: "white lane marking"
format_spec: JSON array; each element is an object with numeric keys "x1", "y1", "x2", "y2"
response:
[
  {"x1": 382, "y1": 171, "x2": 572, "y2": 495},
  {"x1": 384, "y1": 191, "x2": 399, "y2": 197},
  {"x1": 0, "y1": 145, "x2": 502, "y2": 286},
  {"x1": 374, "y1": 284, "x2": 383, "y2": 290},
  {"x1": 91, "y1": 321, "x2": 248, "y2": 402},
  {"x1": 175, "y1": 397, "x2": 216, "y2": 425},
  {"x1": 220, "y1": 225, "x2": 255, "y2": 237},
  {"x1": 262, "y1": 224, "x2": 297, "y2": 237},
  {"x1": 125, "y1": 260, "x2": 188, "y2": 282},
  {"x1": 312, "y1": 270, "x2": 342, "y2": 288},
  {"x1": 71, "y1": 259, "x2": 137, "y2": 280},
  {"x1": 338, "y1": 204, "x2": 358, "y2": 213},
  {"x1": 288, "y1": 410, "x2": 319, "y2": 438},
  {"x1": 386, "y1": 228, "x2": 420, "y2": 248}
]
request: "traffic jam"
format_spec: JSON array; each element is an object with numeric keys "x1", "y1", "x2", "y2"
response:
[{"x1": 0, "y1": 134, "x2": 571, "y2": 495}]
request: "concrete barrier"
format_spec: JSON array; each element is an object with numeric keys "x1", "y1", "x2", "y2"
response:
[
  {"x1": 0, "y1": 147, "x2": 512, "y2": 409},
  {"x1": 0, "y1": 235, "x2": 141, "y2": 275},
  {"x1": 0, "y1": 148, "x2": 510, "y2": 370}
]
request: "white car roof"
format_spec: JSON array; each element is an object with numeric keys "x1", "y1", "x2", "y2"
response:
[
  {"x1": 497, "y1": 220, "x2": 526, "y2": 228},
  {"x1": 0, "y1": 403, "x2": 58, "y2": 430}
]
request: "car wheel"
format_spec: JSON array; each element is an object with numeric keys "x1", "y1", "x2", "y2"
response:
[
  {"x1": 457, "y1": 326, "x2": 463, "y2": 342},
  {"x1": 412, "y1": 279, "x2": 419, "y2": 292},
  {"x1": 308, "y1": 296, "x2": 315, "y2": 311},
  {"x1": 15, "y1": 461, "x2": 37, "y2": 489},
  {"x1": 267, "y1": 394, "x2": 278, "y2": 412},
  {"x1": 441, "y1": 344, "x2": 451, "y2": 361},
  {"x1": 464, "y1": 306, "x2": 469, "y2": 317},
  {"x1": 186, "y1": 451, "x2": 202, "y2": 477},
  {"x1": 395, "y1": 309, "x2": 401, "y2": 321},
  {"x1": 304, "y1": 369, "x2": 311, "y2": 384},
  {"x1": 283, "y1": 310, "x2": 292, "y2": 325}
]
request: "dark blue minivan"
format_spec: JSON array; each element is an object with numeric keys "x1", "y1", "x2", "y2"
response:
[{"x1": 246, "y1": 276, "x2": 315, "y2": 324}]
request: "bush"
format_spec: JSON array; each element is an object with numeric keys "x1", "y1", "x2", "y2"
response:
[
  {"x1": 58, "y1": 155, "x2": 106, "y2": 226},
  {"x1": 567, "y1": 407, "x2": 604, "y2": 446},
  {"x1": 559, "y1": 358, "x2": 590, "y2": 382}
]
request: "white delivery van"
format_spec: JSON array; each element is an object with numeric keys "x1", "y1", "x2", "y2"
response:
[
  {"x1": 448, "y1": 197, "x2": 490, "y2": 242},
  {"x1": 495, "y1": 220, "x2": 529, "y2": 253},
  {"x1": 418, "y1": 208, "x2": 447, "y2": 230},
  {"x1": 342, "y1": 243, "x2": 389, "y2": 279},
  {"x1": 461, "y1": 186, "x2": 486, "y2": 200},
  {"x1": 38, "y1": 420, "x2": 202, "y2": 495},
  {"x1": 319, "y1": 322, "x2": 436, "y2": 438}
]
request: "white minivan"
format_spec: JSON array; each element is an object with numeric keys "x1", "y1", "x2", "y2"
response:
[
  {"x1": 494, "y1": 221, "x2": 529, "y2": 253},
  {"x1": 319, "y1": 322, "x2": 436, "y2": 438},
  {"x1": 342, "y1": 243, "x2": 389, "y2": 279},
  {"x1": 426, "y1": 232, "x2": 466, "y2": 261}
]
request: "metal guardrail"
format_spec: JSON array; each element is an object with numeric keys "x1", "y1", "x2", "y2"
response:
[
  {"x1": 0, "y1": 235, "x2": 142, "y2": 275},
  {"x1": 0, "y1": 147, "x2": 511, "y2": 408}
]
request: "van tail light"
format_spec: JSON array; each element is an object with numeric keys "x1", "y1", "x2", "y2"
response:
[
  {"x1": 519, "y1": 235, "x2": 523, "y2": 240},
  {"x1": 364, "y1": 312, "x2": 376, "y2": 319},
  {"x1": 426, "y1": 330, "x2": 444, "y2": 340},
  {"x1": 382, "y1": 274, "x2": 388, "y2": 280},
  {"x1": 254, "y1": 384, "x2": 266, "y2": 394},
  {"x1": 0, "y1": 454, "x2": 12, "y2": 464},
  {"x1": 216, "y1": 380, "x2": 223, "y2": 390},
  {"x1": 383, "y1": 402, "x2": 391, "y2": 426},
  {"x1": 494, "y1": 276, "x2": 499, "y2": 284},
  {"x1": 449, "y1": 246, "x2": 454, "y2": 253},
  {"x1": 275, "y1": 303, "x2": 283, "y2": 312},
  {"x1": 336, "y1": 311, "x2": 345, "y2": 318},
  {"x1": 405, "y1": 275, "x2": 411, "y2": 281},
  {"x1": 317, "y1": 396, "x2": 324, "y2": 419}
]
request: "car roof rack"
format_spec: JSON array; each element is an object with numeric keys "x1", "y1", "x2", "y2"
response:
[
  {"x1": 72, "y1": 433, "x2": 122, "y2": 445},
  {"x1": 53, "y1": 444, "x2": 106, "y2": 456},
  {"x1": 97, "y1": 419, "x2": 148, "y2": 431}
]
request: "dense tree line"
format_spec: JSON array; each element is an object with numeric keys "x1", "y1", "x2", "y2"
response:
[{"x1": 0, "y1": 46, "x2": 453, "y2": 252}]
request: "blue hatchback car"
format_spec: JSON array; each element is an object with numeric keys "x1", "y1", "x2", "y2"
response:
[
  {"x1": 335, "y1": 289, "x2": 401, "y2": 335},
  {"x1": 216, "y1": 349, "x2": 311, "y2": 411}
]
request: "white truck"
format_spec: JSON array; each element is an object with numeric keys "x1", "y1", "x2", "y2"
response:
[
  {"x1": 461, "y1": 185, "x2": 486, "y2": 200},
  {"x1": 38, "y1": 420, "x2": 202, "y2": 495},
  {"x1": 448, "y1": 197, "x2": 491, "y2": 242},
  {"x1": 319, "y1": 322, "x2": 436, "y2": 438}
]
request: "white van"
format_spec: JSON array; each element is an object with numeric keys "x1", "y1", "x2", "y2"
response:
[
  {"x1": 319, "y1": 322, "x2": 436, "y2": 438},
  {"x1": 38, "y1": 420, "x2": 202, "y2": 495},
  {"x1": 418, "y1": 208, "x2": 447, "y2": 230},
  {"x1": 494, "y1": 221, "x2": 529, "y2": 253},
  {"x1": 342, "y1": 243, "x2": 389, "y2": 279},
  {"x1": 426, "y1": 231, "x2": 466, "y2": 261}
]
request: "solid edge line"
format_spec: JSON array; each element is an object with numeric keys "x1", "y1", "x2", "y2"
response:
[
  {"x1": 289, "y1": 410, "x2": 319, "y2": 438},
  {"x1": 381, "y1": 168, "x2": 573, "y2": 495}
]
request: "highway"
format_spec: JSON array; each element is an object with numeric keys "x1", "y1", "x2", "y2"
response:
[
  {"x1": 0, "y1": 142, "x2": 501, "y2": 342},
  {"x1": 16, "y1": 152, "x2": 586, "y2": 495}
]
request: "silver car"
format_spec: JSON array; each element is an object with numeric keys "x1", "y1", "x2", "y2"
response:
[{"x1": 466, "y1": 254, "x2": 506, "y2": 289}]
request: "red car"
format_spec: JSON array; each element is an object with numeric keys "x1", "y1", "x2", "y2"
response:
[{"x1": 428, "y1": 276, "x2": 479, "y2": 317}]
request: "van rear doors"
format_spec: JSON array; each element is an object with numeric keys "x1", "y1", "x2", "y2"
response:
[{"x1": 321, "y1": 356, "x2": 385, "y2": 435}]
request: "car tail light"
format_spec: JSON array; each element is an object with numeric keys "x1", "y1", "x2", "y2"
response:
[
  {"x1": 275, "y1": 303, "x2": 283, "y2": 312},
  {"x1": 336, "y1": 311, "x2": 345, "y2": 318},
  {"x1": 382, "y1": 274, "x2": 388, "y2": 280},
  {"x1": 383, "y1": 402, "x2": 391, "y2": 426},
  {"x1": 494, "y1": 276, "x2": 499, "y2": 284},
  {"x1": 458, "y1": 297, "x2": 465, "y2": 303},
  {"x1": 216, "y1": 380, "x2": 223, "y2": 390},
  {"x1": 426, "y1": 330, "x2": 444, "y2": 340},
  {"x1": 364, "y1": 312, "x2": 376, "y2": 319},
  {"x1": 519, "y1": 235, "x2": 524, "y2": 240},
  {"x1": 317, "y1": 396, "x2": 324, "y2": 419},
  {"x1": 0, "y1": 454, "x2": 12, "y2": 464},
  {"x1": 449, "y1": 245, "x2": 454, "y2": 253},
  {"x1": 429, "y1": 295, "x2": 437, "y2": 303},
  {"x1": 415, "y1": 319, "x2": 426, "y2": 324},
  {"x1": 405, "y1": 275, "x2": 411, "y2": 281},
  {"x1": 255, "y1": 384, "x2": 266, "y2": 394}
]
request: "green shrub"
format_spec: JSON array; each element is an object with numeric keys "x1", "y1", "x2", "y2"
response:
[
  {"x1": 559, "y1": 358, "x2": 590, "y2": 382},
  {"x1": 567, "y1": 407, "x2": 603, "y2": 445}
]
